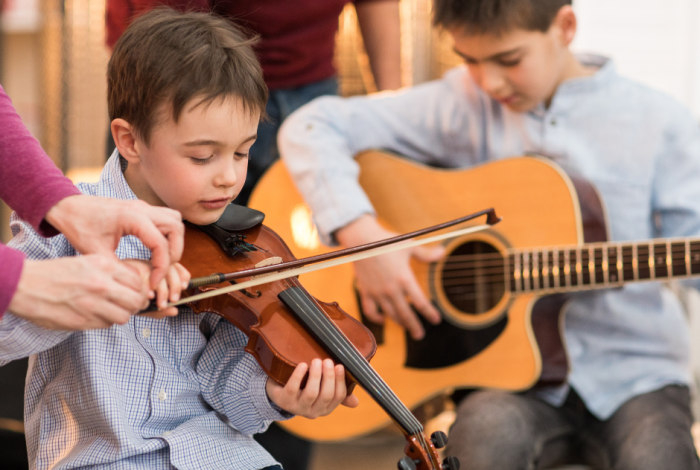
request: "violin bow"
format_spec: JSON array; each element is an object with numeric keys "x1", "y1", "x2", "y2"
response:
[{"x1": 162, "y1": 208, "x2": 500, "y2": 309}]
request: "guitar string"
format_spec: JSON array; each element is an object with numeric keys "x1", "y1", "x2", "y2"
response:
[
  {"x1": 436, "y1": 245, "x2": 700, "y2": 265},
  {"x1": 434, "y1": 250, "x2": 700, "y2": 273},
  {"x1": 435, "y1": 252, "x2": 700, "y2": 280},
  {"x1": 420, "y1": 252, "x2": 700, "y2": 303}
]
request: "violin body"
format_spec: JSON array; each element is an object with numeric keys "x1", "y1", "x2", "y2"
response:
[
  {"x1": 181, "y1": 221, "x2": 376, "y2": 389},
  {"x1": 178, "y1": 206, "x2": 459, "y2": 470}
]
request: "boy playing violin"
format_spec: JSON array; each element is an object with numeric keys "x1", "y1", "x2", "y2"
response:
[
  {"x1": 0, "y1": 9, "x2": 355, "y2": 469},
  {"x1": 279, "y1": 0, "x2": 700, "y2": 469}
]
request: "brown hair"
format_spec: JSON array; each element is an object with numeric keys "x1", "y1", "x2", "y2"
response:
[
  {"x1": 108, "y1": 8, "x2": 267, "y2": 145},
  {"x1": 433, "y1": 0, "x2": 572, "y2": 36}
]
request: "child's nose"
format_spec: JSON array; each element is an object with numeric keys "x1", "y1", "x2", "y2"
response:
[
  {"x1": 215, "y1": 159, "x2": 238, "y2": 188},
  {"x1": 479, "y1": 67, "x2": 506, "y2": 95}
]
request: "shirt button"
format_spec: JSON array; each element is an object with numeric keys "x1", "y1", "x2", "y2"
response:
[
  {"x1": 158, "y1": 390, "x2": 167, "y2": 401},
  {"x1": 550, "y1": 119, "x2": 557, "y2": 126},
  {"x1": 162, "y1": 431, "x2": 173, "y2": 437},
  {"x1": 142, "y1": 328, "x2": 151, "y2": 339}
]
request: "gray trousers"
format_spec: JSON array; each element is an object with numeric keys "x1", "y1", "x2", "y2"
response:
[{"x1": 445, "y1": 385, "x2": 699, "y2": 470}]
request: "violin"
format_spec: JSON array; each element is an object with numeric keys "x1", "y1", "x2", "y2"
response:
[{"x1": 168, "y1": 204, "x2": 494, "y2": 470}]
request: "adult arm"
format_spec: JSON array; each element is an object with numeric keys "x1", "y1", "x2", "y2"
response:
[
  {"x1": 0, "y1": 85, "x2": 80, "y2": 234},
  {"x1": 0, "y1": 84, "x2": 80, "y2": 314},
  {"x1": 355, "y1": 0, "x2": 401, "y2": 91}
]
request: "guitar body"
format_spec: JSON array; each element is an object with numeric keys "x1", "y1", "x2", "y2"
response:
[{"x1": 249, "y1": 151, "x2": 608, "y2": 441}]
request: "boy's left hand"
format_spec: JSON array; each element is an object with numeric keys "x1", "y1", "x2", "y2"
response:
[{"x1": 266, "y1": 358, "x2": 360, "y2": 418}]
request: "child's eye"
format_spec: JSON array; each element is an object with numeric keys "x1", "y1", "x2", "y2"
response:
[
  {"x1": 191, "y1": 156, "x2": 213, "y2": 164},
  {"x1": 234, "y1": 152, "x2": 249, "y2": 159},
  {"x1": 499, "y1": 59, "x2": 521, "y2": 67}
]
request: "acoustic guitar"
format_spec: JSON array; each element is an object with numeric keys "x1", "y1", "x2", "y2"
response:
[{"x1": 249, "y1": 150, "x2": 700, "y2": 442}]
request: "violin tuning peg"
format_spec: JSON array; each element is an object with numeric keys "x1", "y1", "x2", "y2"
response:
[
  {"x1": 430, "y1": 430, "x2": 448, "y2": 449},
  {"x1": 397, "y1": 456, "x2": 417, "y2": 470},
  {"x1": 442, "y1": 455, "x2": 460, "y2": 470}
]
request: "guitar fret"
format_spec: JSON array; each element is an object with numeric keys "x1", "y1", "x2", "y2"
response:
[
  {"x1": 505, "y1": 238, "x2": 700, "y2": 296},
  {"x1": 616, "y1": 244, "x2": 623, "y2": 283},
  {"x1": 591, "y1": 247, "x2": 607, "y2": 284},
  {"x1": 691, "y1": 242, "x2": 700, "y2": 274},
  {"x1": 670, "y1": 241, "x2": 686, "y2": 277},
  {"x1": 542, "y1": 249, "x2": 549, "y2": 290},
  {"x1": 603, "y1": 245, "x2": 610, "y2": 285},
  {"x1": 522, "y1": 251, "x2": 530, "y2": 292}
]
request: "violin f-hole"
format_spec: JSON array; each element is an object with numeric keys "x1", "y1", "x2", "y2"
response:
[{"x1": 242, "y1": 289, "x2": 262, "y2": 299}]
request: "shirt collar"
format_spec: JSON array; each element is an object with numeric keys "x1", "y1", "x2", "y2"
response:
[
  {"x1": 557, "y1": 54, "x2": 615, "y2": 93},
  {"x1": 528, "y1": 54, "x2": 614, "y2": 117},
  {"x1": 98, "y1": 149, "x2": 140, "y2": 202}
]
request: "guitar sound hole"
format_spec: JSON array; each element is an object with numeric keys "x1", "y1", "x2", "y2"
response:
[{"x1": 440, "y1": 241, "x2": 505, "y2": 315}]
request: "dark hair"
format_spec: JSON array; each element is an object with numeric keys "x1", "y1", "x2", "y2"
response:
[
  {"x1": 433, "y1": 0, "x2": 572, "y2": 35},
  {"x1": 108, "y1": 8, "x2": 267, "y2": 145}
]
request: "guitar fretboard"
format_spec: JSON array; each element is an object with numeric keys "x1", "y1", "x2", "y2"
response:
[{"x1": 508, "y1": 239, "x2": 700, "y2": 294}]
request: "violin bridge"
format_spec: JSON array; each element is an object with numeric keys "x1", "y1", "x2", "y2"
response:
[{"x1": 251, "y1": 256, "x2": 284, "y2": 280}]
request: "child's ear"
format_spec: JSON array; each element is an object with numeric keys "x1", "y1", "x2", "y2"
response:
[
  {"x1": 552, "y1": 5, "x2": 577, "y2": 47},
  {"x1": 111, "y1": 118, "x2": 142, "y2": 164}
]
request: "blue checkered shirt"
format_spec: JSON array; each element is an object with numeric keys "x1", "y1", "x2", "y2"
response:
[{"x1": 0, "y1": 153, "x2": 289, "y2": 469}]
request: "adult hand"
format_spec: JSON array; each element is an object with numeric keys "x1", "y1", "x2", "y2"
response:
[
  {"x1": 45, "y1": 195, "x2": 185, "y2": 289},
  {"x1": 122, "y1": 259, "x2": 191, "y2": 318},
  {"x1": 266, "y1": 358, "x2": 359, "y2": 418},
  {"x1": 335, "y1": 214, "x2": 444, "y2": 340},
  {"x1": 8, "y1": 254, "x2": 150, "y2": 330}
]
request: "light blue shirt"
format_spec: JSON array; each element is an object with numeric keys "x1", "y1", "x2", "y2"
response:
[
  {"x1": 278, "y1": 55, "x2": 700, "y2": 419},
  {"x1": 0, "y1": 153, "x2": 288, "y2": 470}
]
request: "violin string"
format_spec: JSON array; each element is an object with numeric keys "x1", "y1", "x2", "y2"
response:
[
  {"x1": 282, "y1": 282, "x2": 423, "y2": 433},
  {"x1": 282, "y1": 280, "x2": 423, "y2": 432}
]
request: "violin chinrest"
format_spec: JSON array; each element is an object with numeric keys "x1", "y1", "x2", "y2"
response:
[{"x1": 215, "y1": 204, "x2": 265, "y2": 231}]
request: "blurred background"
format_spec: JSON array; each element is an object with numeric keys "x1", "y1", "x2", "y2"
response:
[
  {"x1": 3, "y1": 0, "x2": 700, "y2": 468},
  {"x1": 3, "y1": 0, "x2": 700, "y2": 241}
]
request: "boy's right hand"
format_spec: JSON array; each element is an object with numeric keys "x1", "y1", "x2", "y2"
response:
[
  {"x1": 9, "y1": 255, "x2": 151, "y2": 330},
  {"x1": 335, "y1": 214, "x2": 444, "y2": 340},
  {"x1": 122, "y1": 260, "x2": 190, "y2": 319}
]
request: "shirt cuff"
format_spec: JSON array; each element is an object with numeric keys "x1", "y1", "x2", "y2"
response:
[
  {"x1": 0, "y1": 244, "x2": 26, "y2": 317},
  {"x1": 249, "y1": 368, "x2": 294, "y2": 422}
]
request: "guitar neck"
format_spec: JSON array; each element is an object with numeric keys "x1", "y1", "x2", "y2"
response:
[{"x1": 508, "y1": 238, "x2": 700, "y2": 294}]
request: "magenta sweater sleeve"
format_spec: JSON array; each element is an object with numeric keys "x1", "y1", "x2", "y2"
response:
[{"x1": 0, "y1": 84, "x2": 81, "y2": 314}]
